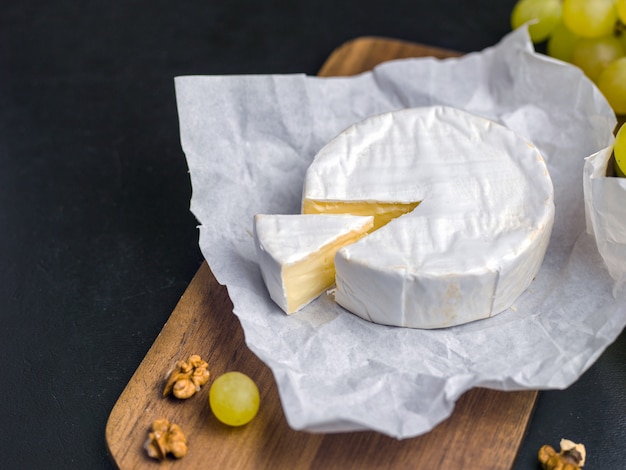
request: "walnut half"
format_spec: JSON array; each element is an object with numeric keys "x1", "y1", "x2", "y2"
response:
[
  {"x1": 163, "y1": 354, "x2": 210, "y2": 399},
  {"x1": 144, "y1": 419, "x2": 188, "y2": 460},
  {"x1": 538, "y1": 438, "x2": 586, "y2": 470}
]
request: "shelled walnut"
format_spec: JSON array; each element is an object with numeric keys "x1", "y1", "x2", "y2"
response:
[
  {"x1": 538, "y1": 438, "x2": 586, "y2": 470},
  {"x1": 163, "y1": 354, "x2": 210, "y2": 399},
  {"x1": 144, "y1": 419, "x2": 188, "y2": 460}
]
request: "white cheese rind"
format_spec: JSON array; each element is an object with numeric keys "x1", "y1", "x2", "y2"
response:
[
  {"x1": 303, "y1": 106, "x2": 555, "y2": 328},
  {"x1": 253, "y1": 213, "x2": 374, "y2": 314}
]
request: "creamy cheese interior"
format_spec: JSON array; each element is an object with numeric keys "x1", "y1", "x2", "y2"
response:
[
  {"x1": 302, "y1": 200, "x2": 420, "y2": 231},
  {"x1": 282, "y1": 224, "x2": 372, "y2": 313}
]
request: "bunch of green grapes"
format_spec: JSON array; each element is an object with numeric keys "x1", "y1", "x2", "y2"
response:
[{"x1": 511, "y1": 0, "x2": 626, "y2": 114}]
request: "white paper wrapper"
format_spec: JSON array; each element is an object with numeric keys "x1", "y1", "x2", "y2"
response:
[
  {"x1": 584, "y1": 143, "x2": 626, "y2": 290},
  {"x1": 175, "y1": 28, "x2": 626, "y2": 439}
]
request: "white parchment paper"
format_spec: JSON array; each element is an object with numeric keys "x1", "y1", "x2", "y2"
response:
[
  {"x1": 175, "y1": 28, "x2": 626, "y2": 439},
  {"x1": 584, "y1": 144, "x2": 626, "y2": 289}
]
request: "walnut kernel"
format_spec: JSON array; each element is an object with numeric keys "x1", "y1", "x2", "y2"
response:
[
  {"x1": 163, "y1": 354, "x2": 210, "y2": 399},
  {"x1": 538, "y1": 438, "x2": 586, "y2": 470},
  {"x1": 144, "y1": 419, "x2": 188, "y2": 460}
]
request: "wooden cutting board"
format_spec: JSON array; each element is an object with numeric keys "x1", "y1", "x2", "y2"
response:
[{"x1": 105, "y1": 37, "x2": 539, "y2": 470}]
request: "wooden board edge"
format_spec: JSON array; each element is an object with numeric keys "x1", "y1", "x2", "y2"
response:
[
  {"x1": 318, "y1": 36, "x2": 461, "y2": 77},
  {"x1": 104, "y1": 261, "x2": 214, "y2": 464}
]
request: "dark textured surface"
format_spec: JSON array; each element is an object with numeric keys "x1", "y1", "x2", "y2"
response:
[{"x1": 0, "y1": 1, "x2": 624, "y2": 468}]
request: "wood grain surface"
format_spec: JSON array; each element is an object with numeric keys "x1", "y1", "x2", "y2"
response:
[{"x1": 105, "y1": 37, "x2": 539, "y2": 470}]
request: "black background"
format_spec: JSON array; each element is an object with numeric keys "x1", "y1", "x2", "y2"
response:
[{"x1": 1, "y1": 1, "x2": 625, "y2": 468}]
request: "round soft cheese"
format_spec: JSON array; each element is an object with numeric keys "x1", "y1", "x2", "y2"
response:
[{"x1": 302, "y1": 106, "x2": 555, "y2": 329}]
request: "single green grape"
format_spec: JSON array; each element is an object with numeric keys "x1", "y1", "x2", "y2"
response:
[
  {"x1": 209, "y1": 371, "x2": 260, "y2": 426},
  {"x1": 571, "y1": 35, "x2": 625, "y2": 82},
  {"x1": 614, "y1": 124, "x2": 626, "y2": 176},
  {"x1": 618, "y1": 0, "x2": 626, "y2": 24},
  {"x1": 562, "y1": 0, "x2": 619, "y2": 38},
  {"x1": 511, "y1": 0, "x2": 562, "y2": 43},
  {"x1": 547, "y1": 21, "x2": 579, "y2": 62},
  {"x1": 597, "y1": 56, "x2": 626, "y2": 114}
]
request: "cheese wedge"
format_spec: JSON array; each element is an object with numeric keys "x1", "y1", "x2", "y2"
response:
[
  {"x1": 253, "y1": 214, "x2": 374, "y2": 314},
  {"x1": 302, "y1": 106, "x2": 555, "y2": 328}
]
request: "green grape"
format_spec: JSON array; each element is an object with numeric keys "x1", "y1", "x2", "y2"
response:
[
  {"x1": 571, "y1": 35, "x2": 625, "y2": 82},
  {"x1": 547, "y1": 21, "x2": 580, "y2": 61},
  {"x1": 615, "y1": 124, "x2": 626, "y2": 176},
  {"x1": 511, "y1": 0, "x2": 562, "y2": 43},
  {"x1": 597, "y1": 56, "x2": 626, "y2": 114},
  {"x1": 209, "y1": 371, "x2": 260, "y2": 426},
  {"x1": 562, "y1": 0, "x2": 619, "y2": 38},
  {"x1": 618, "y1": 0, "x2": 626, "y2": 24}
]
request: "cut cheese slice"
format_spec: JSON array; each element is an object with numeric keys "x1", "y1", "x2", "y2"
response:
[
  {"x1": 253, "y1": 213, "x2": 374, "y2": 314},
  {"x1": 302, "y1": 106, "x2": 555, "y2": 328}
]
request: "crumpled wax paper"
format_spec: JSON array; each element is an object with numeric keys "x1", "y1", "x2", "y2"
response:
[
  {"x1": 584, "y1": 143, "x2": 626, "y2": 290},
  {"x1": 174, "y1": 28, "x2": 626, "y2": 439}
]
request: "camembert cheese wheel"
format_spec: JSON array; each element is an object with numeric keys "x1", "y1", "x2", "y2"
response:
[
  {"x1": 253, "y1": 214, "x2": 374, "y2": 314},
  {"x1": 302, "y1": 106, "x2": 555, "y2": 329}
]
